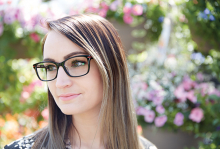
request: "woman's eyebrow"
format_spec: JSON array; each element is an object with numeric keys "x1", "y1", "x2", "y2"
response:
[
  {"x1": 43, "y1": 51, "x2": 88, "y2": 62},
  {"x1": 64, "y1": 51, "x2": 88, "y2": 60}
]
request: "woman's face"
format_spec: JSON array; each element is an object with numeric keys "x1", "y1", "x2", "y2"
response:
[{"x1": 43, "y1": 31, "x2": 103, "y2": 115}]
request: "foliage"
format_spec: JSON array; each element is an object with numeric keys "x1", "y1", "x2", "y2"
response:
[
  {"x1": 0, "y1": 0, "x2": 220, "y2": 148},
  {"x1": 182, "y1": 0, "x2": 220, "y2": 54}
]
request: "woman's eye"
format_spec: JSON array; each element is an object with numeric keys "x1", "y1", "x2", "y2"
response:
[
  {"x1": 46, "y1": 65, "x2": 57, "y2": 71},
  {"x1": 72, "y1": 61, "x2": 86, "y2": 67}
]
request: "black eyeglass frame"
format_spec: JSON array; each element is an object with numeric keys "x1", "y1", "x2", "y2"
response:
[{"x1": 33, "y1": 55, "x2": 93, "y2": 82}]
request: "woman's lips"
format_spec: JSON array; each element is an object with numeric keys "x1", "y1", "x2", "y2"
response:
[{"x1": 59, "y1": 94, "x2": 81, "y2": 101}]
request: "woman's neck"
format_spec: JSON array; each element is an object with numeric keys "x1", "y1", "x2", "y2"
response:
[{"x1": 71, "y1": 104, "x2": 104, "y2": 149}]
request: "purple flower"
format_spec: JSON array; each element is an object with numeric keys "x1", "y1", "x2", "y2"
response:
[
  {"x1": 204, "y1": 8, "x2": 210, "y2": 15},
  {"x1": 209, "y1": 15, "x2": 215, "y2": 21},
  {"x1": 147, "y1": 90, "x2": 164, "y2": 105},
  {"x1": 144, "y1": 110, "x2": 155, "y2": 123},
  {"x1": 156, "y1": 105, "x2": 165, "y2": 114},
  {"x1": 196, "y1": 73, "x2": 204, "y2": 81},
  {"x1": 158, "y1": 16, "x2": 164, "y2": 23},
  {"x1": 110, "y1": 1, "x2": 120, "y2": 11},
  {"x1": 198, "y1": 12, "x2": 208, "y2": 20},
  {"x1": 174, "y1": 112, "x2": 184, "y2": 126},
  {"x1": 136, "y1": 106, "x2": 148, "y2": 115},
  {"x1": 153, "y1": 96, "x2": 164, "y2": 106},
  {"x1": 155, "y1": 115, "x2": 167, "y2": 127}
]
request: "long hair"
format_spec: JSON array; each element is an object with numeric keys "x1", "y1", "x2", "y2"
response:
[{"x1": 32, "y1": 14, "x2": 144, "y2": 149}]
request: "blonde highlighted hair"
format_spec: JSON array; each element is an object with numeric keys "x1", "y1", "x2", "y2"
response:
[{"x1": 32, "y1": 14, "x2": 144, "y2": 149}]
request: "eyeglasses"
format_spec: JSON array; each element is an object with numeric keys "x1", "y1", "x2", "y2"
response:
[{"x1": 33, "y1": 55, "x2": 93, "y2": 81}]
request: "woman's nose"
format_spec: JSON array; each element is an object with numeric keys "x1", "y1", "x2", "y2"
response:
[{"x1": 55, "y1": 66, "x2": 73, "y2": 88}]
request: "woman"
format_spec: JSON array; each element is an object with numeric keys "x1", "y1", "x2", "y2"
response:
[{"x1": 4, "y1": 14, "x2": 157, "y2": 149}]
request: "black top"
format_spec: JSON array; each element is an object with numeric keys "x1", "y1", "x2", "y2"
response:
[{"x1": 4, "y1": 134, "x2": 157, "y2": 149}]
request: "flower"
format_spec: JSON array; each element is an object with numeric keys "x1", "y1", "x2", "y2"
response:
[
  {"x1": 123, "y1": 14, "x2": 133, "y2": 24},
  {"x1": 144, "y1": 110, "x2": 155, "y2": 123},
  {"x1": 174, "y1": 85, "x2": 187, "y2": 102},
  {"x1": 182, "y1": 77, "x2": 197, "y2": 91},
  {"x1": 98, "y1": 9, "x2": 108, "y2": 18},
  {"x1": 132, "y1": 4, "x2": 143, "y2": 16},
  {"x1": 196, "y1": 73, "x2": 204, "y2": 81},
  {"x1": 153, "y1": 96, "x2": 164, "y2": 105},
  {"x1": 85, "y1": 6, "x2": 99, "y2": 13},
  {"x1": 3, "y1": 8, "x2": 16, "y2": 24},
  {"x1": 189, "y1": 107, "x2": 204, "y2": 123},
  {"x1": 123, "y1": 2, "x2": 132, "y2": 14},
  {"x1": 100, "y1": 2, "x2": 109, "y2": 11},
  {"x1": 136, "y1": 106, "x2": 148, "y2": 115},
  {"x1": 154, "y1": 115, "x2": 167, "y2": 127},
  {"x1": 110, "y1": 0, "x2": 120, "y2": 11},
  {"x1": 174, "y1": 112, "x2": 184, "y2": 126},
  {"x1": 209, "y1": 15, "x2": 215, "y2": 21},
  {"x1": 158, "y1": 16, "x2": 164, "y2": 23},
  {"x1": 41, "y1": 108, "x2": 49, "y2": 120},
  {"x1": 204, "y1": 8, "x2": 210, "y2": 15},
  {"x1": 187, "y1": 90, "x2": 197, "y2": 103},
  {"x1": 156, "y1": 105, "x2": 165, "y2": 114},
  {"x1": 30, "y1": 33, "x2": 40, "y2": 42},
  {"x1": 197, "y1": 83, "x2": 209, "y2": 96}
]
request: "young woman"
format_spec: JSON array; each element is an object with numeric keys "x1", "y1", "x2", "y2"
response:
[{"x1": 4, "y1": 14, "x2": 157, "y2": 149}]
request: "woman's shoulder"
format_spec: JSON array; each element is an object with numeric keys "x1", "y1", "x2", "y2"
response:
[
  {"x1": 139, "y1": 136, "x2": 157, "y2": 149},
  {"x1": 3, "y1": 133, "x2": 35, "y2": 149}
]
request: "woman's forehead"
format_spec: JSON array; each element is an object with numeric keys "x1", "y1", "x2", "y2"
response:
[{"x1": 43, "y1": 31, "x2": 87, "y2": 61}]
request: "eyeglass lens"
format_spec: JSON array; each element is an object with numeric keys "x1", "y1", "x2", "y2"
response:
[{"x1": 36, "y1": 56, "x2": 89, "y2": 81}]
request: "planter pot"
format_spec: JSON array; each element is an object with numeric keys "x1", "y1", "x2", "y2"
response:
[{"x1": 143, "y1": 126, "x2": 202, "y2": 149}]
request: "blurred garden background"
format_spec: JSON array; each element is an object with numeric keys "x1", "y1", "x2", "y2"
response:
[{"x1": 0, "y1": 0, "x2": 220, "y2": 148}]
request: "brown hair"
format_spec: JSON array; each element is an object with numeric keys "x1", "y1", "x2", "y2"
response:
[{"x1": 32, "y1": 14, "x2": 144, "y2": 149}]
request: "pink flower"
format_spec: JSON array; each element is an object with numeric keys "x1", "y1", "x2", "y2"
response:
[
  {"x1": 123, "y1": 6, "x2": 132, "y2": 14},
  {"x1": 154, "y1": 115, "x2": 167, "y2": 127},
  {"x1": 123, "y1": 2, "x2": 132, "y2": 14},
  {"x1": 187, "y1": 90, "x2": 197, "y2": 103},
  {"x1": 30, "y1": 33, "x2": 40, "y2": 42},
  {"x1": 132, "y1": 4, "x2": 143, "y2": 16},
  {"x1": 85, "y1": 6, "x2": 99, "y2": 13},
  {"x1": 197, "y1": 83, "x2": 209, "y2": 96},
  {"x1": 196, "y1": 73, "x2": 204, "y2": 81},
  {"x1": 144, "y1": 110, "x2": 155, "y2": 123},
  {"x1": 189, "y1": 107, "x2": 204, "y2": 123},
  {"x1": 156, "y1": 105, "x2": 165, "y2": 114},
  {"x1": 110, "y1": 1, "x2": 120, "y2": 11},
  {"x1": 98, "y1": 9, "x2": 108, "y2": 18},
  {"x1": 208, "y1": 88, "x2": 220, "y2": 97},
  {"x1": 153, "y1": 96, "x2": 164, "y2": 105},
  {"x1": 182, "y1": 77, "x2": 197, "y2": 90},
  {"x1": 0, "y1": 23, "x2": 3, "y2": 36},
  {"x1": 100, "y1": 2, "x2": 109, "y2": 11},
  {"x1": 174, "y1": 85, "x2": 187, "y2": 102},
  {"x1": 140, "y1": 82, "x2": 148, "y2": 90},
  {"x1": 41, "y1": 108, "x2": 49, "y2": 120},
  {"x1": 136, "y1": 106, "x2": 148, "y2": 115},
  {"x1": 174, "y1": 112, "x2": 184, "y2": 126},
  {"x1": 3, "y1": 9, "x2": 16, "y2": 24},
  {"x1": 123, "y1": 14, "x2": 133, "y2": 24}
]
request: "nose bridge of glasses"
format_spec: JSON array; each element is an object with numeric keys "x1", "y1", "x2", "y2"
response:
[{"x1": 56, "y1": 61, "x2": 69, "y2": 75}]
